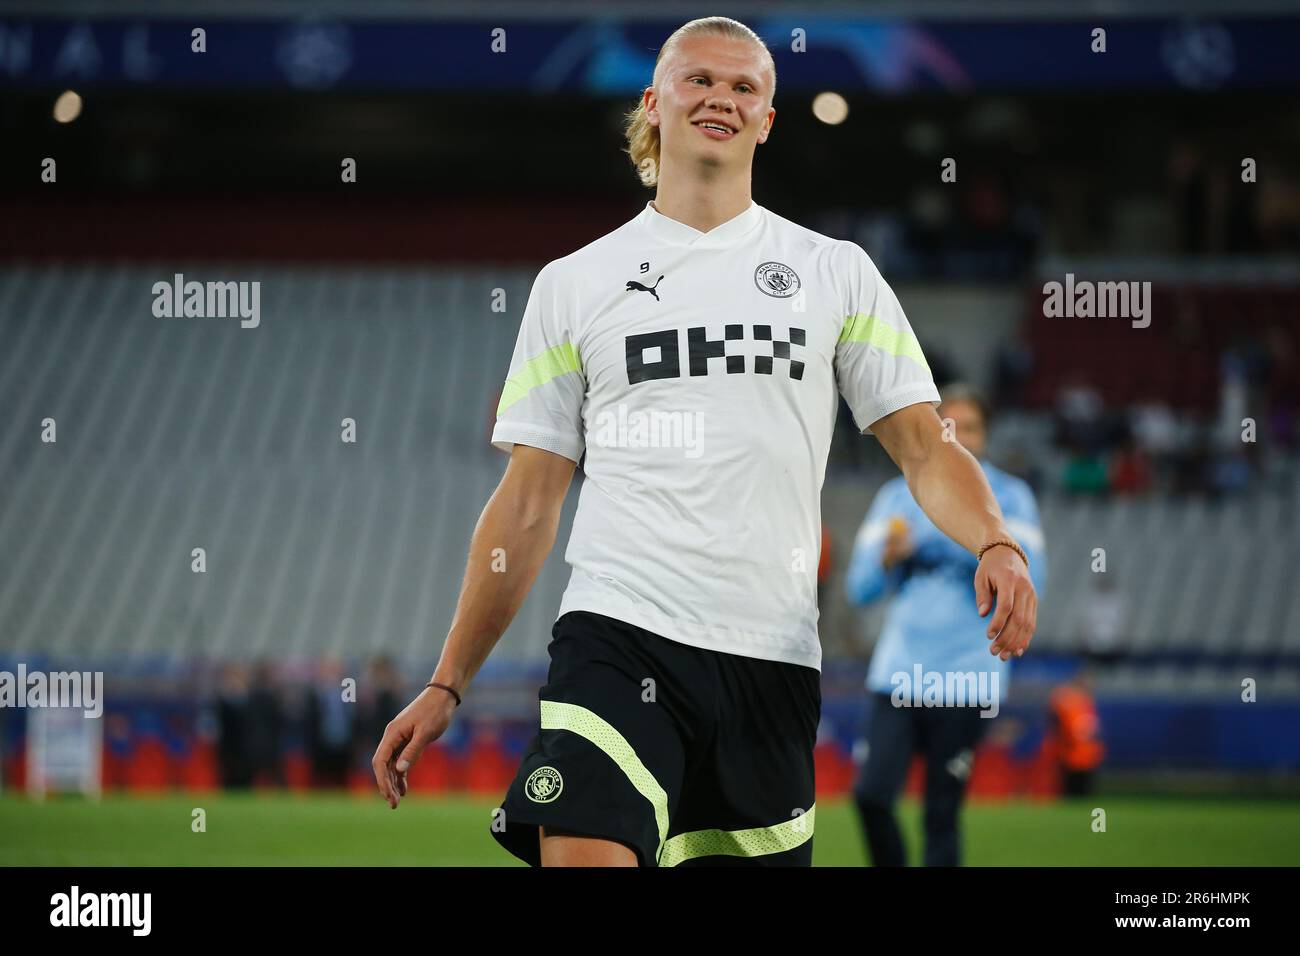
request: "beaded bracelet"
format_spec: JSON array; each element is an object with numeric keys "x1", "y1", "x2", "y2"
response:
[{"x1": 977, "y1": 538, "x2": 1029, "y2": 569}]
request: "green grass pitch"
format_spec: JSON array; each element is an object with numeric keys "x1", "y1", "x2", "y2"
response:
[{"x1": 1, "y1": 794, "x2": 1296, "y2": 866}]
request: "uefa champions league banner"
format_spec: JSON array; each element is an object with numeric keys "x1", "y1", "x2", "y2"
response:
[{"x1": 0, "y1": 15, "x2": 1299, "y2": 93}]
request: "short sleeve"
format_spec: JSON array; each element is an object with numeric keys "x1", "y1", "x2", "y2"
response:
[
  {"x1": 491, "y1": 262, "x2": 586, "y2": 462},
  {"x1": 833, "y1": 241, "x2": 940, "y2": 434}
]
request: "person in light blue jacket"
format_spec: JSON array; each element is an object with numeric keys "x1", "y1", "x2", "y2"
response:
[{"x1": 845, "y1": 384, "x2": 1047, "y2": 865}]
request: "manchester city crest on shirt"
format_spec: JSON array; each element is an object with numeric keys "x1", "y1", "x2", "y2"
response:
[
  {"x1": 754, "y1": 261, "x2": 801, "y2": 298},
  {"x1": 525, "y1": 766, "x2": 564, "y2": 803}
]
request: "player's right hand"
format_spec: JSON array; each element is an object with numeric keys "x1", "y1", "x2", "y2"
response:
[
  {"x1": 371, "y1": 685, "x2": 458, "y2": 809},
  {"x1": 881, "y1": 516, "x2": 914, "y2": 569}
]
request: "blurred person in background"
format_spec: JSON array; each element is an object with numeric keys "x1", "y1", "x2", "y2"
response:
[
  {"x1": 992, "y1": 328, "x2": 1034, "y2": 410},
  {"x1": 1130, "y1": 396, "x2": 1181, "y2": 490},
  {"x1": 247, "y1": 660, "x2": 286, "y2": 788},
  {"x1": 354, "y1": 656, "x2": 403, "y2": 772},
  {"x1": 1079, "y1": 575, "x2": 1126, "y2": 669},
  {"x1": 304, "y1": 658, "x2": 354, "y2": 789},
  {"x1": 1054, "y1": 376, "x2": 1105, "y2": 451},
  {"x1": 215, "y1": 662, "x2": 253, "y2": 789},
  {"x1": 1062, "y1": 442, "x2": 1111, "y2": 497},
  {"x1": 846, "y1": 384, "x2": 1047, "y2": 865},
  {"x1": 216, "y1": 660, "x2": 285, "y2": 789},
  {"x1": 1109, "y1": 437, "x2": 1153, "y2": 495},
  {"x1": 1045, "y1": 669, "x2": 1105, "y2": 797}
]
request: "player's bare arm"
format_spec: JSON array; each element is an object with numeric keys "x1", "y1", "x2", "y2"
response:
[
  {"x1": 372, "y1": 444, "x2": 576, "y2": 808},
  {"x1": 869, "y1": 402, "x2": 1038, "y2": 662}
]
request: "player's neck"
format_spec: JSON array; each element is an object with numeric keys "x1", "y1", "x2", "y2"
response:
[{"x1": 650, "y1": 168, "x2": 753, "y2": 234}]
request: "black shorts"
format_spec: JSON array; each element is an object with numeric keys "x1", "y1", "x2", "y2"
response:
[{"x1": 492, "y1": 611, "x2": 821, "y2": 867}]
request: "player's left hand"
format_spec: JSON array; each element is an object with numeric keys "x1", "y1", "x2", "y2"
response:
[
  {"x1": 974, "y1": 544, "x2": 1037, "y2": 661},
  {"x1": 371, "y1": 685, "x2": 457, "y2": 809}
]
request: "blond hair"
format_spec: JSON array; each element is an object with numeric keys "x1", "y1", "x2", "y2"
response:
[{"x1": 623, "y1": 17, "x2": 776, "y2": 189}]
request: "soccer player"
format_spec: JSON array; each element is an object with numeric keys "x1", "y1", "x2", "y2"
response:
[
  {"x1": 372, "y1": 16, "x2": 1037, "y2": 867},
  {"x1": 845, "y1": 384, "x2": 1047, "y2": 866}
]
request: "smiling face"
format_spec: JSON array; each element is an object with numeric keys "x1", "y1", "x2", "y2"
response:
[{"x1": 644, "y1": 33, "x2": 775, "y2": 180}]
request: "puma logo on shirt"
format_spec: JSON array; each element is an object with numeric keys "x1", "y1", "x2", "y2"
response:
[{"x1": 626, "y1": 276, "x2": 665, "y2": 300}]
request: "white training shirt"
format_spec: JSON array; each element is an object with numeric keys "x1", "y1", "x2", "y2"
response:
[{"x1": 492, "y1": 200, "x2": 939, "y2": 670}]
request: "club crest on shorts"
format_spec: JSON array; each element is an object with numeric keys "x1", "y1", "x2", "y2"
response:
[
  {"x1": 525, "y1": 766, "x2": 564, "y2": 803},
  {"x1": 754, "y1": 261, "x2": 801, "y2": 298}
]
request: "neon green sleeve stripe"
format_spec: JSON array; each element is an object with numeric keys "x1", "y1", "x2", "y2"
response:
[
  {"x1": 497, "y1": 342, "x2": 583, "y2": 416},
  {"x1": 540, "y1": 699, "x2": 670, "y2": 863},
  {"x1": 837, "y1": 313, "x2": 930, "y2": 373},
  {"x1": 660, "y1": 804, "x2": 816, "y2": 867}
]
